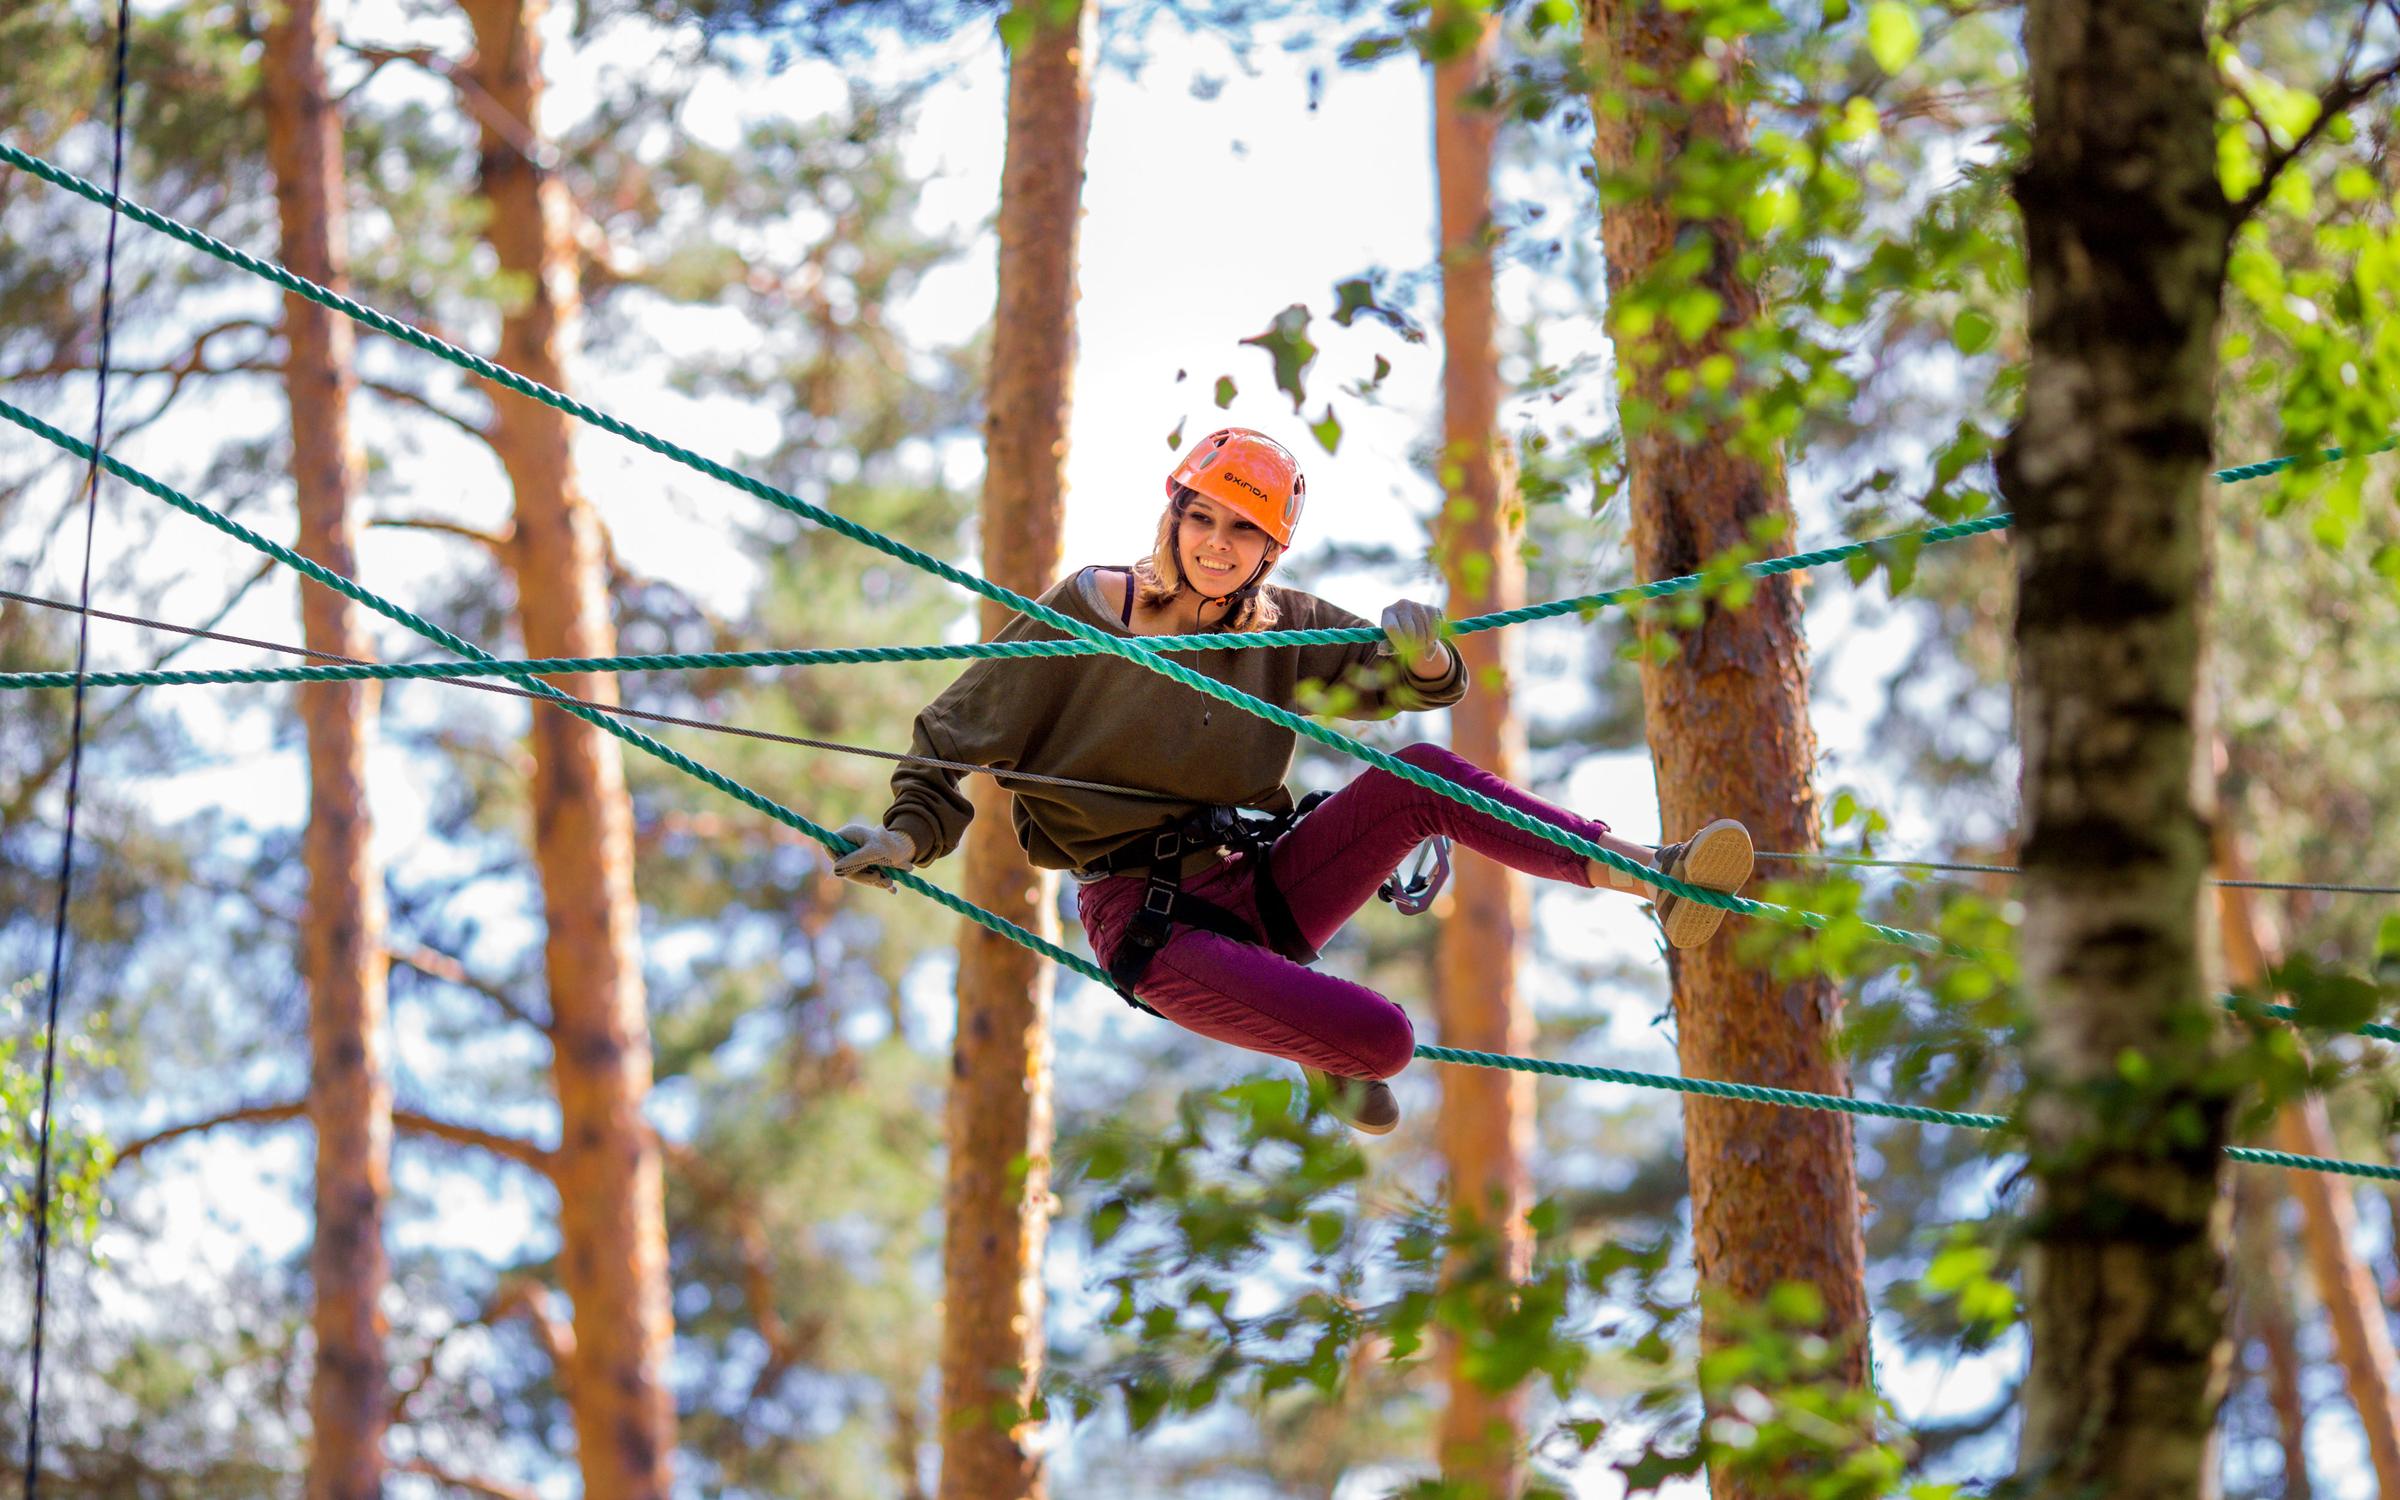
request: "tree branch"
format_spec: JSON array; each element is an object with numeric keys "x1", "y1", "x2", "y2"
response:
[
  {"x1": 180, "y1": 872, "x2": 550, "y2": 1034},
  {"x1": 487, "y1": 1274, "x2": 577, "y2": 1378},
  {"x1": 368, "y1": 514, "x2": 514, "y2": 553},
  {"x1": 339, "y1": 44, "x2": 558, "y2": 170},
  {"x1": 393, "y1": 1457, "x2": 541, "y2": 1500},
  {"x1": 664, "y1": 1139, "x2": 816, "y2": 1399},
  {"x1": 360, "y1": 377, "x2": 490, "y2": 443},
  {"x1": 2235, "y1": 10, "x2": 2400, "y2": 219},
  {"x1": 111, "y1": 1098, "x2": 556, "y2": 1176},
  {"x1": 112, "y1": 1101, "x2": 305, "y2": 1169},
  {"x1": 385, "y1": 936, "x2": 552, "y2": 1033}
]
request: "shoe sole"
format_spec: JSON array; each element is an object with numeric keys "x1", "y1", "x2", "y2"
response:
[
  {"x1": 1306, "y1": 1071, "x2": 1401, "y2": 1135},
  {"x1": 1659, "y1": 819, "x2": 1753, "y2": 950}
]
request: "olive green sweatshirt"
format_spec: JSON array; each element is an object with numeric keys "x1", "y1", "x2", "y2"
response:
[{"x1": 881, "y1": 567, "x2": 1468, "y2": 872}]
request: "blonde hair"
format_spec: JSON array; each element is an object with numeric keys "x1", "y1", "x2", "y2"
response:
[{"x1": 1129, "y1": 491, "x2": 1283, "y2": 631}]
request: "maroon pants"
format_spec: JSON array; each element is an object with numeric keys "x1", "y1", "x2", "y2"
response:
[{"x1": 1075, "y1": 742, "x2": 1609, "y2": 1079}]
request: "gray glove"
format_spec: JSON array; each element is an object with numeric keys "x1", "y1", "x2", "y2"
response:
[
  {"x1": 1380, "y1": 598, "x2": 1448, "y2": 676},
  {"x1": 830, "y1": 821, "x2": 919, "y2": 890}
]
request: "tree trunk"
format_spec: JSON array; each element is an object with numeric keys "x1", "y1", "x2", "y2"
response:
[
  {"x1": 461, "y1": 3, "x2": 674, "y2": 1493},
  {"x1": 2232, "y1": 1178, "x2": 2313, "y2": 1500},
  {"x1": 2216, "y1": 832, "x2": 2400, "y2": 1493},
  {"x1": 263, "y1": 3, "x2": 391, "y2": 1492},
  {"x1": 2000, "y1": 5, "x2": 2236, "y2": 1496},
  {"x1": 1582, "y1": 9, "x2": 1870, "y2": 1491},
  {"x1": 937, "y1": 6, "x2": 1089, "y2": 1497},
  {"x1": 1431, "y1": 10, "x2": 1532, "y2": 1497}
]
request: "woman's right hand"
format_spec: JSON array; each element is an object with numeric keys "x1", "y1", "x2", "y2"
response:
[{"x1": 830, "y1": 822, "x2": 919, "y2": 889}]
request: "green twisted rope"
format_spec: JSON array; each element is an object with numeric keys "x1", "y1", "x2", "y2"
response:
[
  {"x1": 0, "y1": 141, "x2": 2353, "y2": 953},
  {"x1": 2208, "y1": 438, "x2": 2397, "y2": 483},
  {"x1": 0, "y1": 395, "x2": 1941, "y2": 955},
  {"x1": 2235, "y1": 1000, "x2": 2400, "y2": 1045},
  {"x1": 4, "y1": 425, "x2": 2392, "y2": 1186},
  {"x1": 1417, "y1": 1047, "x2": 2400, "y2": 1183},
  {"x1": 8, "y1": 142, "x2": 2393, "y2": 1183},
  {"x1": 0, "y1": 513, "x2": 2023, "y2": 692},
  {"x1": 0, "y1": 399, "x2": 1106, "y2": 993}
]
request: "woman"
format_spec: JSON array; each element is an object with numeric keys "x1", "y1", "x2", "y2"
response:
[{"x1": 832, "y1": 427, "x2": 1753, "y2": 1133}]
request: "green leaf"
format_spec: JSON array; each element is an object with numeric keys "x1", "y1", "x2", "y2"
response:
[
  {"x1": 1239, "y1": 304, "x2": 1321, "y2": 410},
  {"x1": 996, "y1": 6, "x2": 1034, "y2": 55},
  {"x1": 1310, "y1": 403, "x2": 1342, "y2": 453},
  {"x1": 1951, "y1": 309, "x2": 1996, "y2": 355},
  {"x1": 1166, "y1": 417, "x2": 1187, "y2": 450},
  {"x1": 2275, "y1": 956, "x2": 2383, "y2": 1033},
  {"x1": 1214, "y1": 375, "x2": 1237, "y2": 409},
  {"x1": 1865, "y1": 2, "x2": 1920, "y2": 74},
  {"x1": 1766, "y1": 1280, "x2": 1825, "y2": 1327}
]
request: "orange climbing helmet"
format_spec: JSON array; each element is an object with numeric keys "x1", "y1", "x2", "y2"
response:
[{"x1": 1165, "y1": 427, "x2": 1306, "y2": 547}]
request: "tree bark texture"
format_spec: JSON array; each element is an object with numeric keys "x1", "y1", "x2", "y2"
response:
[
  {"x1": 2231, "y1": 1178, "x2": 2314, "y2": 1500},
  {"x1": 2000, "y1": 4, "x2": 2237, "y2": 1495},
  {"x1": 1582, "y1": 6, "x2": 1871, "y2": 1477},
  {"x1": 2216, "y1": 835, "x2": 2400, "y2": 1494},
  {"x1": 461, "y1": 3, "x2": 674, "y2": 1493},
  {"x1": 1431, "y1": 12, "x2": 1533, "y2": 1497},
  {"x1": 263, "y1": 4, "x2": 392, "y2": 1491},
  {"x1": 937, "y1": 6, "x2": 1090, "y2": 1498}
]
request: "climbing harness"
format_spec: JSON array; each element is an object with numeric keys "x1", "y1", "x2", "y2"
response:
[
  {"x1": 1087, "y1": 793, "x2": 1453, "y2": 1008},
  {"x1": 1088, "y1": 793, "x2": 1333, "y2": 1001}
]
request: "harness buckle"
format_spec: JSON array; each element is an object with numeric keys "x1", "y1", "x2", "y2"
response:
[
  {"x1": 1152, "y1": 828, "x2": 1184, "y2": 862},
  {"x1": 1142, "y1": 884, "x2": 1177, "y2": 917}
]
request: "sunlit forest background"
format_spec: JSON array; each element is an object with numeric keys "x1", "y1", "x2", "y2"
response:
[{"x1": 5, "y1": 0, "x2": 2400, "y2": 1495}]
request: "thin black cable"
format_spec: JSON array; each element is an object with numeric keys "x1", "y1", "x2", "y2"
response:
[
  {"x1": 25, "y1": 6, "x2": 130, "y2": 1494},
  {"x1": 1756, "y1": 850, "x2": 2400, "y2": 898},
  {"x1": 0, "y1": 585, "x2": 1191, "y2": 803},
  {"x1": 11, "y1": 582, "x2": 2400, "y2": 890}
]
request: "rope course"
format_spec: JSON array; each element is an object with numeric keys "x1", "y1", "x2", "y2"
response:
[{"x1": 4, "y1": 139, "x2": 2396, "y2": 1190}]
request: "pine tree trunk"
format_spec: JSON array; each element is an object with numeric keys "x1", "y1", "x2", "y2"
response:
[
  {"x1": 2001, "y1": 5, "x2": 2237, "y2": 1495},
  {"x1": 461, "y1": 3, "x2": 674, "y2": 1493},
  {"x1": 2232, "y1": 1178, "x2": 2313, "y2": 1500},
  {"x1": 936, "y1": 6, "x2": 1089, "y2": 1497},
  {"x1": 263, "y1": 3, "x2": 391, "y2": 1492},
  {"x1": 2216, "y1": 834, "x2": 2400, "y2": 1492},
  {"x1": 1431, "y1": 10, "x2": 1532, "y2": 1496},
  {"x1": 1582, "y1": 10, "x2": 1870, "y2": 1489}
]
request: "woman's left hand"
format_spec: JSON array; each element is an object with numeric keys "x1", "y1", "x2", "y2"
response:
[{"x1": 1380, "y1": 598, "x2": 1450, "y2": 678}]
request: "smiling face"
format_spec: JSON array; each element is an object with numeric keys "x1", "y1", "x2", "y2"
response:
[{"x1": 1175, "y1": 493, "x2": 1277, "y2": 595}]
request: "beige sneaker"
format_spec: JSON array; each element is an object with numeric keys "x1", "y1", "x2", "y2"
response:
[
  {"x1": 1650, "y1": 818, "x2": 1754, "y2": 949},
  {"x1": 1305, "y1": 1069, "x2": 1400, "y2": 1135}
]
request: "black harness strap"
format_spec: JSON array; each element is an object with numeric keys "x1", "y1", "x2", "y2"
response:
[
  {"x1": 1094, "y1": 791, "x2": 1451, "y2": 1014},
  {"x1": 1099, "y1": 792, "x2": 1333, "y2": 1005}
]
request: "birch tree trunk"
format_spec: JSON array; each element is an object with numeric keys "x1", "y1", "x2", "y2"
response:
[
  {"x1": 1431, "y1": 9, "x2": 1532, "y2": 1495},
  {"x1": 461, "y1": 3, "x2": 674, "y2": 1492},
  {"x1": 1582, "y1": 11, "x2": 1870, "y2": 1491},
  {"x1": 2002, "y1": 4, "x2": 2237, "y2": 1494},
  {"x1": 263, "y1": 2, "x2": 391, "y2": 1491},
  {"x1": 937, "y1": 5, "x2": 1090, "y2": 1496},
  {"x1": 2216, "y1": 833, "x2": 2400, "y2": 1493}
]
